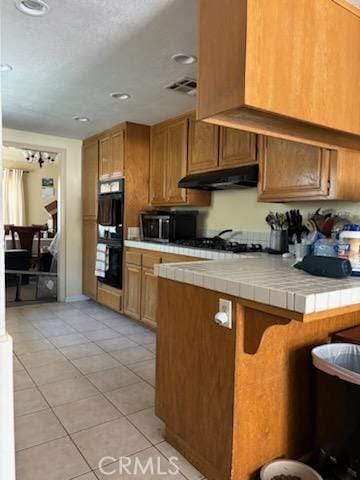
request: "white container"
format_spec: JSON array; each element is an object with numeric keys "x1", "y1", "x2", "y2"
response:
[
  {"x1": 260, "y1": 460, "x2": 322, "y2": 480},
  {"x1": 339, "y1": 230, "x2": 360, "y2": 274}
]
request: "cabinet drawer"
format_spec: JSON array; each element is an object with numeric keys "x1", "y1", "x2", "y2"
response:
[
  {"x1": 143, "y1": 253, "x2": 162, "y2": 269},
  {"x1": 161, "y1": 253, "x2": 200, "y2": 263},
  {"x1": 97, "y1": 283, "x2": 122, "y2": 312},
  {"x1": 125, "y1": 251, "x2": 142, "y2": 266}
]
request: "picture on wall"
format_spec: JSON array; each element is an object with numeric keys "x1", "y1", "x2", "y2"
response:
[{"x1": 41, "y1": 177, "x2": 55, "y2": 198}]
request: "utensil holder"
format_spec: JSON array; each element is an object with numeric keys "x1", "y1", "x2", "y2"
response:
[{"x1": 269, "y1": 230, "x2": 289, "y2": 253}]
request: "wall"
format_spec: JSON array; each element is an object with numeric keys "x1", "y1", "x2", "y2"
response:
[
  {"x1": 3, "y1": 128, "x2": 83, "y2": 300},
  {"x1": 199, "y1": 189, "x2": 360, "y2": 234},
  {"x1": 23, "y1": 162, "x2": 59, "y2": 226},
  {"x1": 3, "y1": 156, "x2": 59, "y2": 226}
]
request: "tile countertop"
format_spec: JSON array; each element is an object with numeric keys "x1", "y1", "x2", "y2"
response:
[
  {"x1": 124, "y1": 240, "x2": 247, "y2": 260},
  {"x1": 153, "y1": 255, "x2": 360, "y2": 314}
]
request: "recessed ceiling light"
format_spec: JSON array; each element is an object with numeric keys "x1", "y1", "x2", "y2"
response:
[
  {"x1": 15, "y1": 0, "x2": 49, "y2": 17},
  {"x1": 171, "y1": 53, "x2": 197, "y2": 65},
  {"x1": 110, "y1": 92, "x2": 131, "y2": 100},
  {"x1": 0, "y1": 64, "x2": 13, "y2": 73},
  {"x1": 72, "y1": 116, "x2": 90, "y2": 123}
]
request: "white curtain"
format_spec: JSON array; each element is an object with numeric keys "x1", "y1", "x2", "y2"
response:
[{"x1": 3, "y1": 168, "x2": 26, "y2": 226}]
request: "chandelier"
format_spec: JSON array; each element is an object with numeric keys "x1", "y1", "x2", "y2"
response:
[{"x1": 23, "y1": 150, "x2": 57, "y2": 168}]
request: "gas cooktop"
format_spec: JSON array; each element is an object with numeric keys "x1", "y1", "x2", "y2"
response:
[{"x1": 174, "y1": 238, "x2": 263, "y2": 253}]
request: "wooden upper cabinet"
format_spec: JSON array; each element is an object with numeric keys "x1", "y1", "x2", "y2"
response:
[
  {"x1": 188, "y1": 116, "x2": 219, "y2": 173},
  {"x1": 166, "y1": 118, "x2": 188, "y2": 204},
  {"x1": 111, "y1": 128, "x2": 125, "y2": 178},
  {"x1": 99, "y1": 128, "x2": 125, "y2": 180},
  {"x1": 198, "y1": 0, "x2": 360, "y2": 150},
  {"x1": 150, "y1": 116, "x2": 211, "y2": 207},
  {"x1": 219, "y1": 128, "x2": 256, "y2": 168},
  {"x1": 82, "y1": 139, "x2": 99, "y2": 218},
  {"x1": 258, "y1": 136, "x2": 331, "y2": 201},
  {"x1": 99, "y1": 135, "x2": 112, "y2": 179},
  {"x1": 150, "y1": 126, "x2": 167, "y2": 205}
]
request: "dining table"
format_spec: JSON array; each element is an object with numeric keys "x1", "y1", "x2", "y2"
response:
[{"x1": 5, "y1": 235, "x2": 53, "y2": 255}]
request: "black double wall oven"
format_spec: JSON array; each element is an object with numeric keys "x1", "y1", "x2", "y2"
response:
[{"x1": 97, "y1": 179, "x2": 124, "y2": 289}]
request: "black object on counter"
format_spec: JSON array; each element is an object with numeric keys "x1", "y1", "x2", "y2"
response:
[{"x1": 294, "y1": 256, "x2": 352, "y2": 278}]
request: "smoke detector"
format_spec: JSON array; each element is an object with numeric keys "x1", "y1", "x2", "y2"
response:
[{"x1": 165, "y1": 77, "x2": 197, "y2": 96}]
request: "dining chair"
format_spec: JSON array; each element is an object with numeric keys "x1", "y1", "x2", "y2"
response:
[
  {"x1": 10, "y1": 226, "x2": 41, "y2": 269},
  {"x1": 4, "y1": 224, "x2": 14, "y2": 235}
]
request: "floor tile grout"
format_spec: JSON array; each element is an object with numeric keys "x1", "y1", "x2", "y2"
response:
[{"x1": 10, "y1": 301, "x2": 184, "y2": 480}]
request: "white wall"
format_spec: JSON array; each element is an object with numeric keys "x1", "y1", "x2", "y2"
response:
[
  {"x1": 23, "y1": 161, "x2": 59, "y2": 226},
  {"x1": 199, "y1": 189, "x2": 360, "y2": 233},
  {"x1": 3, "y1": 128, "x2": 83, "y2": 300}
]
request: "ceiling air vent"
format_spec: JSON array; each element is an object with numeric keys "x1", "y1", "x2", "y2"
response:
[{"x1": 165, "y1": 77, "x2": 197, "y2": 96}]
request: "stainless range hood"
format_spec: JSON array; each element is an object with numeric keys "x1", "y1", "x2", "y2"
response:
[{"x1": 178, "y1": 165, "x2": 259, "y2": 191}]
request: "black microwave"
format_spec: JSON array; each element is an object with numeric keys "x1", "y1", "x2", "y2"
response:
[{"x1": 140, "y1": 211, "x2": 197, "y2": 243}]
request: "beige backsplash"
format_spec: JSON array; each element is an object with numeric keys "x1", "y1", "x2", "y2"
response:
[{"x1": 195, "y1": 189, "x2": 360, "y2": 233}]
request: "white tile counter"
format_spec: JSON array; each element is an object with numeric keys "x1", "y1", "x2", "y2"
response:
[
  {"x1": 124, "y1": 240, "x2": 246, "y2": 260},
  {"x1": 154, "y1": 255, "x2": 360, "y2": 314}
]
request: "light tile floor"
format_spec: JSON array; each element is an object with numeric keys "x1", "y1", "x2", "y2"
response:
[{"x1": 8, "y1": 300, "x2": 205, "y2": 480}]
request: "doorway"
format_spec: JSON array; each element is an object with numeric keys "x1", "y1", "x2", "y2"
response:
[{"x1": 2, "y1": 142, "x2": 66, "y2": 305}]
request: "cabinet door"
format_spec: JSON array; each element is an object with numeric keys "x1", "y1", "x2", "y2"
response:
[
  {"x1": 82, "y1": 219, "x2": 98, "y2": 299},
  {"x1": 141, "y1": 267, "x2": 158, "y2": 329},
  {"x1": 99, "y1": 135, "x2": 112, "y2": 179},
  {"x1": 156, "y1": 283, "x2": 235, "y2": 480},
  {"x1": 166, "y1": 118, "x2": 188, "y2": 204},
  {"x1": 188, "y1": 116, "x2": 219, "y2": 173},
  {"x1": 82, "y1": 139, "x2": 98, "y2": 218},
  {"x1": 258, "y1": 136, "x2": 331, "y2": 201},
  {"x1": 111, "y1": 129, "x2": 125, "y2": 178},
  {"x1": 123, "y1": 263, "x2": 142, "y2": 320},
  {"x1": 150, "y1": 127, "x2": 167, "y2": 205},
  {"x1": 219, "y1": 128, "x2": 256, "y2": 168}
]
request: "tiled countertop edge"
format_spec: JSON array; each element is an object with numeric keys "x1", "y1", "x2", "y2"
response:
[
  {"x1": 154, "y1": 263, "x2": 360, "y2": 315},
  {"x1": 124, "y1": 240, "x2": 239, "y2": 260}
]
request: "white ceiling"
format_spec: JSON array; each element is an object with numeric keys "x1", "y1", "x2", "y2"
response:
[{"x1": 1, "y1": 0, "x2": 197, "y2": 139}]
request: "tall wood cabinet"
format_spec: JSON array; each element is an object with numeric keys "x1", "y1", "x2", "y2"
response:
[
  {"x1": 82, "y1": 123, "x2": 150, "y2": 310},
  {"x1": 82, "y1": 138, "x2": 99, "y2": 300},
  {"x1": 99, "y1": 126, "x2": 125, "y2": 180}
]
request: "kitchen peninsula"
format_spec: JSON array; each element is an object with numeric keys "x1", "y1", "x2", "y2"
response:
[{"x1": 155, "y1": 256, "x2": 360, "y2": 480}]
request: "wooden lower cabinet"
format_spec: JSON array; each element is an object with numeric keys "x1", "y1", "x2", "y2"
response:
[
  {"x1": 123, "y1": 248, "x2": 201, "y2": 328},
  {"x1": 156, "y1": 279, "x2": 360, "y2": 480},
  {"x1": 97, "y1": 282, "x2": 122, "y2": 312},
  {"x1": 123, "y1": 262, "x2": 142, "y2": 320},
  {"x1": 141, "y1": 267, "x2": 158, "y2": 329}
]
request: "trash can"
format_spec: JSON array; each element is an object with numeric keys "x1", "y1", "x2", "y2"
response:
[{"x1": 312, "y1": 343, "x2": 360, "y2": 477}]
